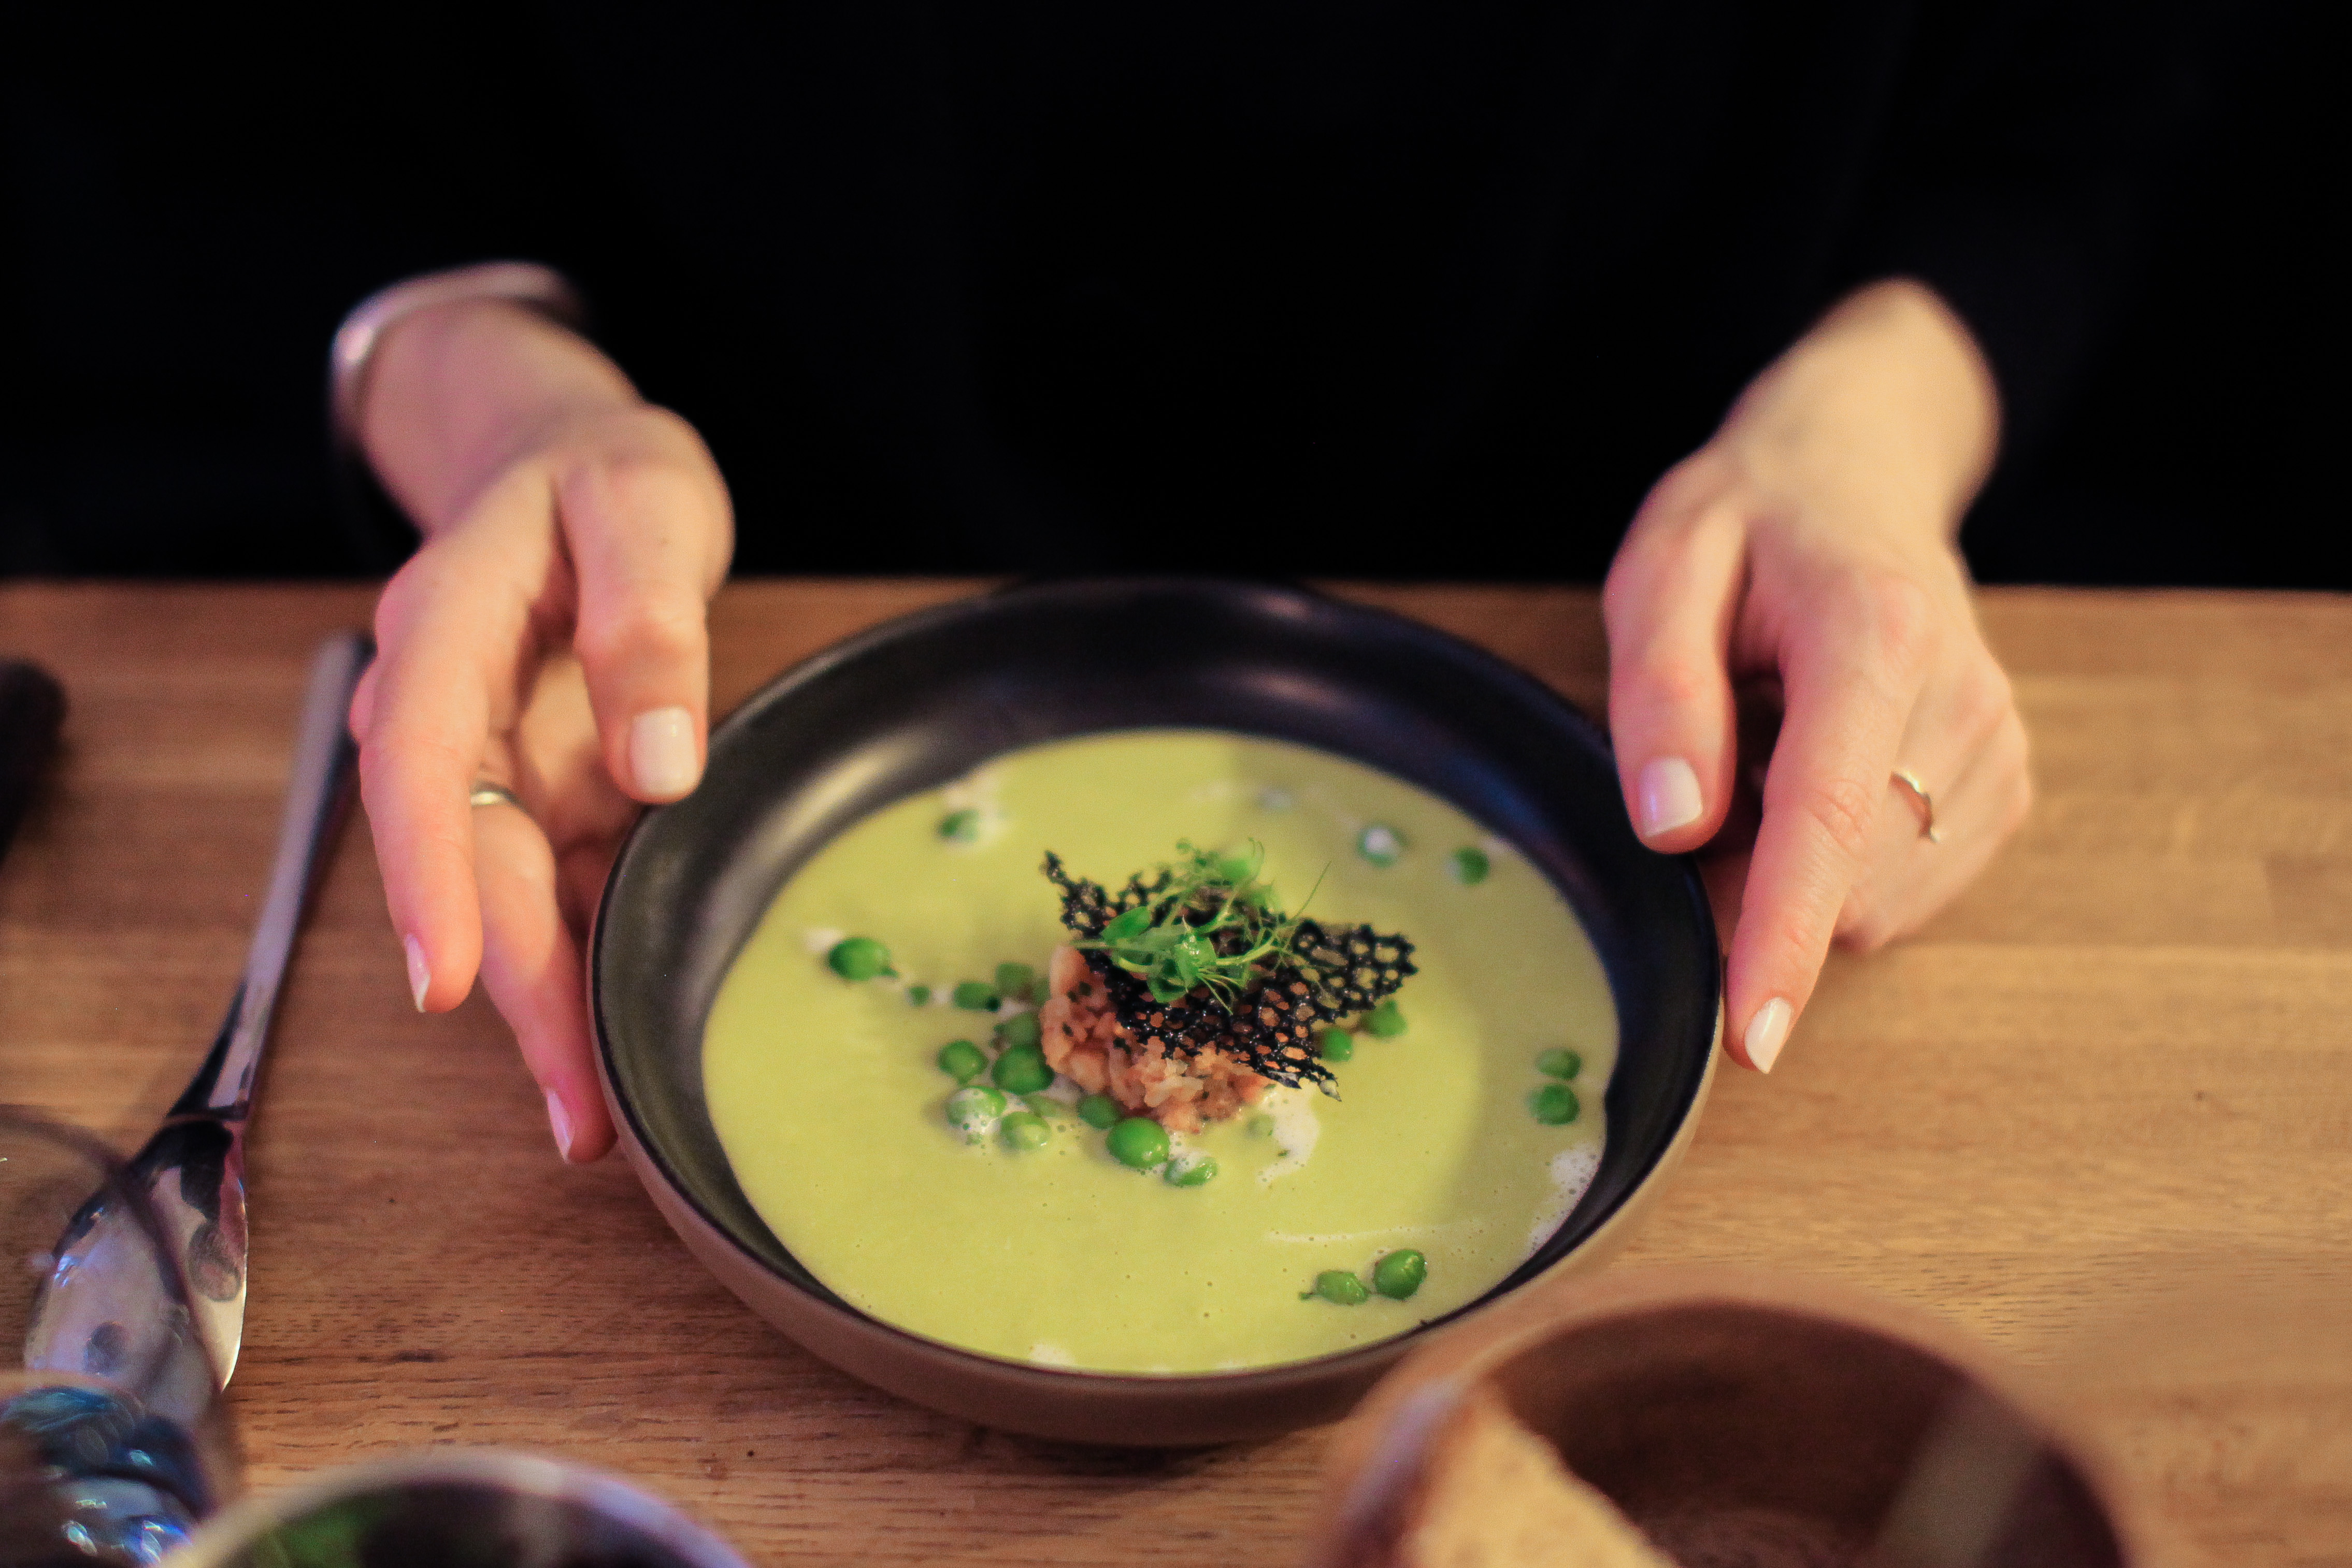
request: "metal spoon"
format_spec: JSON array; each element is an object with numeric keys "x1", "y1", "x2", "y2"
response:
[{"x1": 24, "y1": 630, "x2": 371, "y2": 1421}]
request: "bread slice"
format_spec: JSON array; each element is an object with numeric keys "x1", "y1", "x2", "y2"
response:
[{"x1": 1390, "y1": 1383, "x2": 1676, "y2": 1568}]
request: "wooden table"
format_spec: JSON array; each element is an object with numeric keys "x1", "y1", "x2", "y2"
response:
[{"x1": 3, "y1": 581, "x2": 2347, "y2": 1566}]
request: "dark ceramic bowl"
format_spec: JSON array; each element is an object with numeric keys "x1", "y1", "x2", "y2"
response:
[{"x1": 591, "y1": 579, "x2": 1720, "y2": 1445}]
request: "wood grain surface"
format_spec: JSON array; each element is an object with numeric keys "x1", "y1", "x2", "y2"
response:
[{"x1": 1, "y1": 581, "x2": 2346, "y2": 1566}]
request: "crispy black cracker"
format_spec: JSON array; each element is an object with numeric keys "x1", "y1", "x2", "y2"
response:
[{"x1": 1042, "y1": 852, "x2": 1416, "y2": 1094}]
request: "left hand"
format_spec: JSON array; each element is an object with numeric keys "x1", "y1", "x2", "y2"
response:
[{"x1": 1602, "y1": 279, "x2": 2031, "y2": 1074}]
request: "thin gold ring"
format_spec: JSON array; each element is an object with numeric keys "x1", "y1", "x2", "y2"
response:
[
  {"x1": 1891, "y1": 769, "x2": 1942, "y2": 844},
  {"x1": 469, "y1": 781, "x2": 526, "y2": 812}
]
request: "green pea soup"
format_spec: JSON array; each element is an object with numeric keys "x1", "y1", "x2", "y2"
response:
[{"x1": 702, "y1": 730, "x2": 1615, "y2": 1374}]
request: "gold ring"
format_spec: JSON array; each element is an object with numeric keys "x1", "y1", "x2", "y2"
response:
[
  {"x1": 1891, "y1": 769, "x2": 1941, "y2": 843},
  {"x1": 469, "y1": 781, "x2": 526, "y2": 812}
]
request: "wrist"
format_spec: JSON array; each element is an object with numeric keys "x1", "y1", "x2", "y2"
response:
[
  {"x1": 1718, "y1": 279, "x2": 2001, "y2": 540},
  {"x1": 360, "y1": 296, "x2": 643, "y2": 536}
]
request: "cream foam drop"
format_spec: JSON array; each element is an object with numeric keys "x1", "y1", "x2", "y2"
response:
[
  {"x1": 1256, "y1": 1087, "x2": 1322, "y2": 1186},
  {"x1": 1525, "y1": 1142, "x2": 1603, "y2": 1256},
  {"x1": 939, "y1": 765, "x2": 1009, "y2": 847}
]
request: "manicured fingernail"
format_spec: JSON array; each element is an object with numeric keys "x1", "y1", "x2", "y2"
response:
[
  {"x1": 404, "y1": 933, "x2": 430, "y2": 1012},
  {"x1": 546, "y1": 1090, "x2": 575, "y2": 1162},
  {"x1": 1744, "y1": 997, "x2": 1792, "y2": 1074},
  {"x1": 1638, "y1": 756, "x2": 1704, "y2": 839},
  {"x1": 629, "y1": 706, "x2": 700, "y2": 799}
]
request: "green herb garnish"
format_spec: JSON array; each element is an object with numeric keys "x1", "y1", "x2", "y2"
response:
[{"x1": 1074, "y1": 840, "x2": 1308, "y2": 1006}]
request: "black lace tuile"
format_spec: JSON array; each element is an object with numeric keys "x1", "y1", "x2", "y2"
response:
[{"x1": 1042, "y1": 852, "x2": 1416, "y2": 1094}]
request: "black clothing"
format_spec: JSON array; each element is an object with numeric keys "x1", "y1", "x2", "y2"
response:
[{"x1": 7, "y1": 2, "x2": 2289, "y2": 583}]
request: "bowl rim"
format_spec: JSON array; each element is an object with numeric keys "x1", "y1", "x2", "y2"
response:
[
  {"x1": 167, "y1": 1449, "x2": 749, "y2": 1568},
  {"x1": 590, "y1": 576, "x2": 1722, "y2": 1398}
]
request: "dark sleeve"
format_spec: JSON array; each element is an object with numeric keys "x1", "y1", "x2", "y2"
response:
[
  {"x1": 0, "y1": 3, "x2": 609, "y2": 576},
  {"x1": 1848, "y1": 0, "x2": 2197, "y2": 465}
]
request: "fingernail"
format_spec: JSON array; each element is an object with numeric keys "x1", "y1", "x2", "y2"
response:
[
  {"x1": 629, "y1": 706, "x2": 700, "y2": 799},
  {"x1": 1638, "y1": 756, "x2": 1704, "y2": 839},
  {"x1": 545, "y1": 1090, "x2": 575, "y2": 1162},
  {"x1": 1743, "y1": 997, "x2": 1792, "y2": 1074},
  {"x1": 404, "y1": 933, "x2": 430, "y2": 1012}
]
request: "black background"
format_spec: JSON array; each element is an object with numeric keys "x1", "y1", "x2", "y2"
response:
[{"x1": 0, "y1": 1, "x2": 2333, "y2": 586}]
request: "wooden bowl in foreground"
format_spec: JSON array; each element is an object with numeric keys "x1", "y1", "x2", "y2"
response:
[{"x1": 1313, "y1": 1267, "x2": 2142, "y2": 1568}]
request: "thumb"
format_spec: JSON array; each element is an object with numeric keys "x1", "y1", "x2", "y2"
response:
[
  {"x1": 1601, "y1": 496, "x2": 1746, "y2": 854},
  {"x1": 558, "y1": 410, "x2": 734, "y2": 803}
]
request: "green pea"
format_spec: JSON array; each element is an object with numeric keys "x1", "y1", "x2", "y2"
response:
[
  {"x1": 1313, "y1": 1271, "x2": 1370, "y2": 1306},
  {"x1": 906, "y1": 984, "x2": 933, "y2": 1006},
  {"x1": 1025, "y1": 1094, "x2": 1075, "y2": 1121},
  {"x1": 945, "y1": 1085, "x2": 1007, "y2": 1136},
  {"x1": 992, "y1": 1044, "x2": 1053, "y2": 1095},
  {"x1": 936, "y1": 1039, "x2": 986, "y2": 1083},
  {"x1": 995, "y1": 961, "x2": 1038, "y2": 1002},
  {"x1": 953, "y1": 980, "x2": 999, "y2": 1011},
  {"x1": 1529, "y1": 1083, "x2": 1581, "y2": 1126},
  {"x1": 1450, "y1": 845, "x2": 1490, "y2": 885},
  {"x1": 1356, "y1": 824, "x2": 1406, "y2": 868},
  {"x1": 1076, "y1": 1093, "x2": 1123, "y2": 1130},
  {"x1": 1372, "y1": 1249, "x2": 1428, "y2": 1300},
  {"x1": 999, "y1": 1111, "x2": 1050, "y2": 1151},
  {"x1": 1245, "y1": 1114, "x2": 1275, "y2": 1139},
  {"x1": 939, "y1": 809, "x2": 981, "y2": 843},
  {"x1": 827, "y1": 936, "x2": 891, "y2": 981},
  {"x1": 1365, "y1": 998, "x2": 1408, "y2": 1038},
  {"x1": 1537, "y1": 1047, "x2": 1583, "y2": 1081},
  {"x1": 1165, "y1": 1152, "x2": 1218, "y2": 1187},
  {"x1": 1106, "y1": 1116, "x2": 1170, "y2": 1170},
  {"x1": 1317, "y1": 1027, "x2": 1354, "y2": 1062},
  {"x1": 994, "y1": 1010, "x2": 1042, "y2": 1051}
]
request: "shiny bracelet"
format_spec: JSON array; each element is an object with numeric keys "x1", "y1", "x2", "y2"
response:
[{"x1": 327, "y1": 261, "x2": 586, "y2": 449}]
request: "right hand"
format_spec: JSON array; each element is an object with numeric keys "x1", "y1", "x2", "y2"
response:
[{"x1": 348, "y1": 297, "x2": 734, "y2": 1162}]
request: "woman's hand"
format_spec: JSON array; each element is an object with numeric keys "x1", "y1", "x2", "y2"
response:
[
  {"x1": 348, "y1": 296, "x2": 734, "y2": 1160},
  {"x1": 1604, "y1": 279, "x2": 2029, "y2": 1074}
]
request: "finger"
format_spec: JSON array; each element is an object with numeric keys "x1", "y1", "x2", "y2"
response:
[
  {"x1": 558, "y1": 411, "x2": 734, "y2": 804},
  {"x1": 1838, "y1": 702, "x2": 2031, "y2": 949},
  {"x1": 1837, "y1": 637, "x2": 2030, "y2": 947},
  {"x1": 1602, "y1": 494, "x2": 1746, "y2": 853},
  {"x1": 508, "y1": 653, "x2": 639, "y2": 910},
  {"x1": 474, "y1": 799, "x2": 616, "y2": 1162},
  {"x1": 1698, "y1": 845, "x2": 1749, "y2": 954},
  {"x1": 360, "y1": 504, "x2": 558, "y2": 1012},
  {"x1": 1726, "y1": 571, "x2": 1934, "y2": 1072},
  {"x1": 348, "y1": 658, "x2": 380, "y2": 742},
  {"x1": 506, "y1": 651, "x2": 638, "y2": 937}
]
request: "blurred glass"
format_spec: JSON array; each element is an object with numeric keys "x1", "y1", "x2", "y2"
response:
[
  {"x1": 170, "y1": 1451, "x2": 750, "y2": 1568},
  {"x1": 1, "y1": 1107, "x2": 238, "y2": 1566}
]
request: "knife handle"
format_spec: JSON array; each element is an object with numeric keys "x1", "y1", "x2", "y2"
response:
[{"x1": 0, "y1": 658, "x2": 66, "y2": 863}]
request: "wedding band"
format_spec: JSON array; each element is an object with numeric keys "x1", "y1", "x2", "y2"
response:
[
  {"x1": 469, "y1": 782, "x2": 526, "y2": 812},
  {"x1": 1891, "y1": 769, "x2": 1942, "y2": 844}
]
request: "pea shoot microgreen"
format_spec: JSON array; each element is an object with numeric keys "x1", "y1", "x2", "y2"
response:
[{"x1": 1074, "y1": 840, "x2": 1318, "y2": 1008}]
